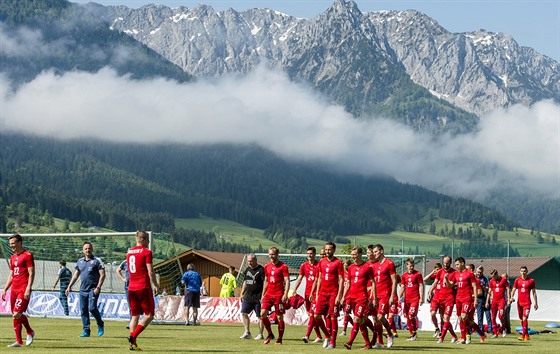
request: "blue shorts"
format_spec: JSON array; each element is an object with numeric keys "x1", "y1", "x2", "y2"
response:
[{"x1": 241, "y1": 300, "x2": 261, "y2": 316}]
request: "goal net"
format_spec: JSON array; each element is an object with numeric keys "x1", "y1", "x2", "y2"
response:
[
  {"x1": 0, "y1": 232, "x2": 183, "y2": 293},
  {"x1": 237, "y1": 252, "x2": 426, "y2": 292}
]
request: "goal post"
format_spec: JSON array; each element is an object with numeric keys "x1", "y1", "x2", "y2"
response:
[{"x1": 0, "y1": 232, "x2": 183, "y2": 294}]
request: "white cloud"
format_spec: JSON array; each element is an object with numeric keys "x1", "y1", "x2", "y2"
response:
[{"x1": 1, "y1": 66, "x2": 559, "y2": 200}]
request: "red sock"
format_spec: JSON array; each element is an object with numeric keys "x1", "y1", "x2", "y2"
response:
[
  {"x1": 471, "y1": 321, "x2": 485, "y2": 336},
  {"x1": 315, "y1": 317, "x2": 330, "y2": 338},
  {"x1": 19, "y1": 315, "x2": 32, "y2": 333},
  {"x1": 305, "y1": 316, "x2": 315, "y2": 338},
  {"x1": 375, "y1": 323, "x2": 384, "y2": 344},
  {"x1": 261, "y1": 316, "x2": 272, "y2": 336},
  {"x1": 348, "y1": 321, "x2": 360, "y2": 345},
  {"x1": 13, "y1": 318, "x2": 23, "y2": 344},
  {"x1": 277, "y1": 320, "x2": 285, "y2": 340},
  {"x1": 382, "y1": 319, "x2": 393, "y2": 337},
  {"x1": 448, "y1": 321, "x2": 457, "y2": 337},
  {"x1": 431, "y1": 314, "x2": 439, "y2": 330},
  {"x1": 360, "y1": 322, "x2": 371, "y2": 347},
  {"x1": 440, "y1": 321, "x2": 449, "y2": 340},
  {"x1": 460, "y1": 320, "x2": 467, "y2": 340},
  {"x1": 330, "y1": 316, "x2": 338, "y2": 345},
  {"x1": 325, "y1": 317, "x2": 332, "y2": 336},
  {"x1": 522, "y1": 320, "x2": 528, "y2": 336},
  {"x1": 131, "y1": 324, "x2": 145, "y2": 339}
]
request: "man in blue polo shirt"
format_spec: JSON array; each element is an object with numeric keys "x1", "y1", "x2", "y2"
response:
[
  {"x1": 181, "y1": 263, "x2": 202, "y2": 326},
  {"x1": 66, "y1": 242, "x2": 106, "y2": 337}
]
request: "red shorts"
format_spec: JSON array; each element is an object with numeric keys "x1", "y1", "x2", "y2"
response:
[
  {"x1": 491, "y1": 300, "x2": 506, "y2": 317},
  {"x1": 404, "y1": 301, "x2": 419, "y2": 318},
  {"x1": 261, "y1": 295, "x2": 285, "y2": 315},
  {"x1": 442, "y1": 298, "x2": 455, "y2": 316},
  {"x1": 455, "y1": 299, "x2": 473, "y2": 316},
  {"x1": 343, "y1": 301, "x2": 352, "y2": 314},
  {"x1": 430, "y1": 297, "x2": 444, "y2": 313},
  {"x1": 517, "y1": 303, "x2": 531, "y2": 319},
  {"x1": 348, "y1": 298, "x2": 370, "y2": 318},
  {"x1": 10, "y1": 290, "x2": 30, "y2": 314},
  {"x1": 316, "y1": 292, "x2": 339, "y2": 317},
  {"x1": 128, "y1": 288, "x2": 155, "y2": 316},
  {"x1": 375, "y1": 294, "x2": 391, "y2": 316},
  {"x1": 304, "y1": 296, "x2": 313, "y2": 314}
]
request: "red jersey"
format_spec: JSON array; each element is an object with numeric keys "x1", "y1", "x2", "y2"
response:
[
  {"x1": 127, "y1": 246, "x2": 154, "y2": 291},
  {"x1": 489, "y1": 277, "x2": 508, "y2": 302},
  {"x1": 299, "y1": 260, "x2": 320, "y2": 297},
  {"x1": 347, "y1": 262, "x2": 374, "y2": 300},
  {"x1": 436, "y1": 267, "x2": 456, "y2": 300},
  {"x1": 264, "y1": 261, "x2": 289, "y2": 297},
  {"x1": 452, "y1": 269, "x2": 476, "y2": 302},
  {"x1": 371, "y1": 258, "x2": 396, "y2": 297},
  {"x1": 429, "y1": 272, "x2": 441, "y2": 300},
  {"x1": 318, "y1": 257, "x2": 344, "y2": 294},
  {"x1": 9, "y1": 250, "x2": 35, "y2": 292},
  {"x1": 401, "y1": 270, "x2": 423, "y2": 302},
  {"x1": 513, "y1": 277, "x2": 536, "y2": 306}
]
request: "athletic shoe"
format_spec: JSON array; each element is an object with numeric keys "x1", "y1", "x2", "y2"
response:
[
  {"x1": 437, "y1": 339, "x2": 444, "y2": 344},
  {"x1": 79, "y1": 331, "x2": 90, "y2": 337},
  {"x1": 517, "y1": 335, "x2": 525, "y2": 341},
  {"x1": 340, "y1": 331, "x2": 347, "y2": 336},
  {"x1": 7, "y1": 342, "x2": 23, "y2": 347},
  {"x1": 360, "y1": 344, "x2": 371, "y2": 350},
  {"x1": 393, "y1": 333, "x2": 398, "y2": 338},
  {"x1": 371, "y1": 343, "x2": 384, "y2": 348},
  {"x1": 491, "y1": 334, "x2": 498, "y2": 338},
  {"x1": 407, "y1": 332, "x2": 417, "y2": 341},
  {"x1": 254, "y1": 334, "x2": 263, "y2": 340},
  {"x1": 302, "y1": 336, "x2": 309, "y2": 343},
  {"x1": 239, "y1": 332, "x2": 251, "y2": 339},
  {"x1": 129, "y1": 343, "x2": 142, "y2": 351},
  {"x1": 344, "y1": 342, "x2": 352, "y2": 350},
  {"x1": 433, "y1": 329, "x2": 441, "y2": 338},
  {"x1": 193, "y1": 321, "x2": 201, "y2": 326},
  {"x1": 274, "y1": 340, "x2": 282, "y2": 345},
  {"x1": 26, "y1": 331, "x2": 35, "y2": 346},
  {"x1": 323, "y1": 338, "x2": 330, "y2": 348},
  {"x1": 327, "y1": 344, "x2": 335, "y2": 349},
  {"x1": 524, "y1": 335, "x2": 530, "y2": 341},
  {"x1": 450, "y1": 336, "x2": 458, "y2": 343},
  {"x1": 264, "y1": 334, "x2": 275, "y2": 345},
  {"x1": 466, "y1": 334, "x2": 471, "y2": 343},
  {"x1": 98, "y1": 326, "x2": 104, "y2": 337},
  {"x1": 456, "y1": 339, "x2": 466, "y2": 345},
  {"x1": 480, "y1": 334, "x2": 486, "y2": 343},
  {"x1": 502, "y1": 330, "x2": 507, "y2": 338},
  {"x1": 387, "y1": 335, "x2": 394, "y2": 348},
  {"x1": 313, "y1": 337, "x2": 323, "y2": 344}
]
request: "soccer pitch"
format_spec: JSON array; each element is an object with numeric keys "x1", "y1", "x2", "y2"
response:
[{"x1": 0, "y1": 317, "x2": 558, "y2": 353}]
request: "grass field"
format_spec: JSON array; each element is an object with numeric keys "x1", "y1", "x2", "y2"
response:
[
  {"x1": 2, "y1": 317, "x2": 558, "y2": 353},
  {"x1": 175, "y1": 217, "x2": 560, "y2": 258}
]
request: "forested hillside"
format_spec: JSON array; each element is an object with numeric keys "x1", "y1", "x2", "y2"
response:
[
  {"x1": 0, "y1": 0, "x2": 191, "y2": 86},
  {"x1": 0, "y1": 134, "x2": 515, "y2": 252}
]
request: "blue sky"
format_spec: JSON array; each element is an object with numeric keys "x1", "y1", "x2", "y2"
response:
[{"x1": 72, "y1": 0, "x2": 559, "y2": 62}]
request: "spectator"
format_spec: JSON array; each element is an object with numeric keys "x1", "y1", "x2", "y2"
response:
[
  {"x1": 182, "y1": 263, "x2": 202, "y2": 325},
  {"x1": 52, "y1": 260, "x2": 72, "y2": 316}
]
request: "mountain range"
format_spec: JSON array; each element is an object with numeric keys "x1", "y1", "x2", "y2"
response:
[{"x1": 104, "y1": 0, "x2": 559, "y2": 120}]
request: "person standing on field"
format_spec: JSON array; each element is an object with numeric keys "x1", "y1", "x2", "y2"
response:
[
  {"x1": 53, "y1": 260, "x2": 72, "y2": 316},
  {"x1": 486, "y1": 269, "x2": 510, "y2": 337},
  {"x1": 239, "y1": 253, "x2": 265, "y2": 340},
  {"x1": 66, "y1": 242, "x2": 105, "y2": 338},
  {"x1": 2, "y1": 234, "x2": 36, "y2": 347},
  {"x1": 399, "y1": 258, "x2": 424, "y2": 341},
  {"x1": 260, "y1": 247, "x2": 290, "y2": 345},
  {"x1": 429, "y1": 256, "x2": 458, "y2": 343},
  {"x1": 509, "y1": 266, "x2": 538, "y2": 341},
  {"x1": 220, "y1": 266, "x2": 237, "y2": 297},
  {"x1": 292, "y1": 246, "x2": 323, "y2": 344},
  {"x1": 127, "y1": 231, "x2": 160, "y2": 351},
  {"x1": 181, "y1": 263, "x2": 202, "y2": 325}
]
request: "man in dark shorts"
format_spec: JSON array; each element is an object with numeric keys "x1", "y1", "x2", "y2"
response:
[
  {"x1": 239, "y1": 253, "x2": 265, "y2": 340},
  {"x1": 181, "y1": 263, "x2": 202, "y2": 325}
]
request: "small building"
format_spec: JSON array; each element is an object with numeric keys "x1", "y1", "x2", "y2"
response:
[
  {"x1": 424, "y1": 256, "x2": 560, "y2": 290},
  {"x1": 154, "y1": 249, "x2": 246, "y2": 297}
]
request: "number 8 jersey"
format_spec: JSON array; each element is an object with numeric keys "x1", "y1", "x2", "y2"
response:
[{"x1": 127, "y1": 245, "x2": 153, "y2": 291}]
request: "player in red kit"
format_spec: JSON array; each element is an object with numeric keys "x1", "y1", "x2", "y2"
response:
[
  {"x1": 399, "y1": 258, "x2": 424, "y2": 341},
  {"x1": 315, "y1": 242, "x2": 345, "y2": 349},
  {"x1": 368, "y1": 244, "x2": 397, "y2": 348},
  {"x1": 445, "y1": 257, "x2": 486, "y2": 344},
  {"x1": 2, "y1": 234, "x2": 35, "y2": 348},
  {"x1": 292, "y1": 246, "x2": 323, "y2": 344},
  {"x1": 260, "y1": 247, "x2": 290, "y2": 345},
  {"x1": 509, "y1": 266, "x2": 538, "y2": 341},
  {"x1": 486, "y1": 269, "x2": 510, "y2": 338},
  {"x1": 430, "y1": 256, "x2": 458, "y2": 343},
  {"x1": 425, "y1": 262, "x2": 443, "y2": 337},
  {"x1": 342, "y1": 247, "x2": 377, "y2": 350},
  {"x1": 127, "y1": 231, "x2": 160, "y2": 351}
]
